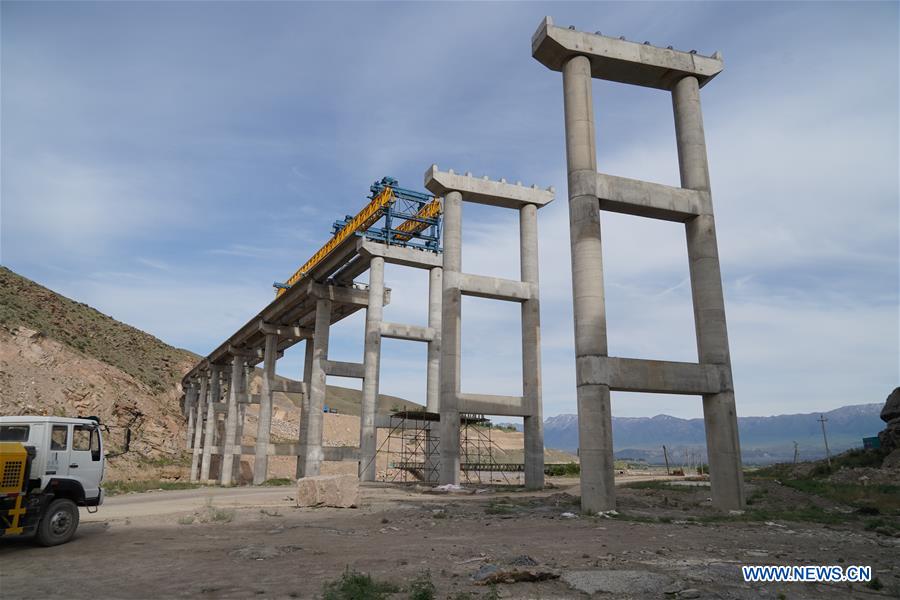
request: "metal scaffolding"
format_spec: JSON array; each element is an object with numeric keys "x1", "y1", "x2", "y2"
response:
[
  {"x1": 379, "y1": 411, "x2": 440, "y2": 483},
  {"x1": 377, "y1": 411, "x2": 515, "y2": 485}
]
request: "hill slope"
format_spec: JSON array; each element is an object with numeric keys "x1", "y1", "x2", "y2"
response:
[
  {"x1": 0, "y1": 267, "x2": 420, "y2": 479},
  {"x1": 0, "y1": 267, "x2": 197, "y2": 392}
]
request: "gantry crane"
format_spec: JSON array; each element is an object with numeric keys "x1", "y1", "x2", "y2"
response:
[{"x1": 274, "y1": 177, "x2": 442, "y2": 295}]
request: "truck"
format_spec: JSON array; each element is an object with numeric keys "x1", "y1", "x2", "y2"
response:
[{"x1": 0, "y1": 416, "x2": 105, "y2": 546}]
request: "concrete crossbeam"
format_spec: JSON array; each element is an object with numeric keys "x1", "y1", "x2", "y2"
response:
[
  {"x1": 307, "y1": 282, "x2": 388, "y2": 307},
  {"x1": 237, "y1": 444, "x2": 359, "y2": 461},
  {"x1": 374, "y1": 415, "x2": 436, "y2": 430},
  {"x1": 532, "y1": 16, "x2": 723, "y2": 90},
  {"x1": 380, "y1": 322, "x2": 435, "y2": 342},
  {"x1": 258, "y1": 322, "x2": 312, "y2": 340},
  {"x1": 357, "y1": 240, "x2": 443, "y2": 269},
  {"x1": 424, "y1": 165, "x2": 554, "y2": 209},
  {"x1": 576, "y1": 356, "x2": 731, "y2": 395},
  {"x1": 269, "y1": 379, "x2": 306, "y2": 394},
  {"x1": 457, "y1": 273, "x2": 531, "y2": 302},
  {"x1": 591, "y1": 173, "x2": 710, "y2": 222},
  {"x1": 324, "y1": 359, "x2": 365, "y2": 379},
  {"x1": 458, "y1": 393, "x2": 529, "y2": 417}
]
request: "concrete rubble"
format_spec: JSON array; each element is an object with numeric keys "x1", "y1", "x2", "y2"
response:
[
  {"x1": 561, "y1": 570, "x2": 673, "y2": 596},
  {"x1": 296, "y1": 474, "x2": 359, "y2": 508}
]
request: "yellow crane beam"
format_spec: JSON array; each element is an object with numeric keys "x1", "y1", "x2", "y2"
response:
[
  {"x1": 276, "y1": 186, "x2": 396, "y2": 296},
  {"x1": 393, "y1": 198, "x2": 442, "y2": 242}
]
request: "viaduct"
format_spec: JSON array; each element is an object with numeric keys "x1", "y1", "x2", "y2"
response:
[{"x1": 181, "y1": 17, "x2": 745, "y2": 512}]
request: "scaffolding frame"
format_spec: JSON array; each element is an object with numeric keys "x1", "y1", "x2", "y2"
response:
[
  {"x1": 459, "y1": 414, "x2": 514, "y2": 486},
  {"x1": 377, "y1": 411, "x2": 517, "y2": 485},
  {"x1": 380, "y1": 411, "x2": 440, "y2": 484}
]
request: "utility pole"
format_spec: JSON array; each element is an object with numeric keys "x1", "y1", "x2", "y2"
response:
[
  {"x1": 818, "y1": 415, "x2": 831, "y2": 466},
  {"x1": 662, "y1": 445, "x2": 670, "y2": 475},
  {"x1": 792, "y1": 441, "x2": 799, "y2": 464}
]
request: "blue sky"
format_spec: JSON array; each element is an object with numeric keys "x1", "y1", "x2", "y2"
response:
[{"x1": 2, "y1": 2, "x2": 897, "y2": 419}]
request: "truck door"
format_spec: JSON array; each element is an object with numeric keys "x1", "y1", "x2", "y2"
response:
[
  {"x1": 47, "y1": 424, "x2": 70, "y2": 478},
  {"x1": 70, "y1": 424, "x2": 102, "y2": 500}
]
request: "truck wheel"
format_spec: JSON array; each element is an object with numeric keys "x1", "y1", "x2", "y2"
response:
[{"x1": 35, "y1": 498, "x2": 80, "y2": 546}]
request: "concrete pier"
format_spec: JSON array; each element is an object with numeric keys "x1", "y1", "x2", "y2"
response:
[
  {"x1": 221, "y1": 355, "x2": 243, "y2": 485},
  {"x1": 427, "y1": 167, "x2": 553, "y2": 487},
  {"x1": 438, "y1": 190, "x2": 463, "y2": 485},
  {"x1": 520, "y1": 203, "x2": 545, "y2": 490},
  {"x1": 533, "y1": 17, "x2": 744, "y2": 512},
  {"x1": 563, "y1": 53, "x2": 616, "y2": 512},
  {"x1": 360, "y1": 256, "x2": 385, "y2": 481},
  {"x1": 254, "y1": 332, "x2": 277, "y2": 485},
  {"x1": 184, "y1": 382, "x2": 197, "y2": 450},
  {"x1": 673, "y1": 75, "x2": 745, "y2": 510},
  {"x1": 426, "y1": 267, "x2": 442, "y2": 413},
  {"x1": 200, "y1": 366, "x2": 220, "y2": 482},
  {"x1": 296, "y1": 339, "x2": 314, "y2": 478},
  {"x1": 190, "y1": 377, "x2": 207, "y2": 482},
  {"x1": 301, "y1": 297, "x2": 331, "y2": 478}
]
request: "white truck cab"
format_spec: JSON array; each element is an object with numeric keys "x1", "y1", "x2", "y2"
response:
[{"x1": 1, "y1": 416, "x2": 106, "y2": 545}]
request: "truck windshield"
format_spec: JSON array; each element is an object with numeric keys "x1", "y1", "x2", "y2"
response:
[{"x1": 0, "y1": 425, "x2": 30, "y2": 441}]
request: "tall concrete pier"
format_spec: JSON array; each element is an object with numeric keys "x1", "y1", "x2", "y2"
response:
[
  {"x1": 533, "y1": 17, "x2": 744, "y2": 511},
  {"x1": 425, "y1": 166, "x2": 553, "y2": 490}
]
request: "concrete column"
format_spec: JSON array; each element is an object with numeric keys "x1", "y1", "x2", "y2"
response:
[
  {"x1": 360, "y1": 257, "x2": 385, "y2": 481},
  {"x1": 300, "y1": 298, "x2": 331, "y2": 478},
  {"x1": 200, "y1": 365, "x2": 221, "y2": 482},
  {"x1": 426, "y1": 267, "x2": 443, "y2": 413},
  {"x1": 233, "y1": 364, "x2": 251, "y2": 484},
  {"x1": 520, "y1": 203, "x2": 545, "y2": 490},
  {"x1": 190, "y1": 377, "x2": 207, "y2": 482},
  {"x1": 254, "y1": 333, "x2": 278, "y2": 485},
  {"x1": 673, "y1": 75, "x2": 744, "y2": 510},
  {"x1": 439, "y1": 190, "x2": 463, "y2": 485},
  {"x1": 185, "y1": 383, "x2": 197, "y2": 450},
  {"x1": 296, "y1": 339, "x2": 314, "y2": 478},
  {"x1": 221, "y1": 355, "x2": 243, "y2": 486},
  {"x1": 563, "y1": 55, "x2": 616, "y2": 512}
]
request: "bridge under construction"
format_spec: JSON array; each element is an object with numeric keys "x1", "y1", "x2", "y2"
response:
[
  {"x1": 182, "y1": 16, "x2": 746, "y2": 513},
  {"x1": 182, "y1": 169, "x2": 553, "y2": 488}
]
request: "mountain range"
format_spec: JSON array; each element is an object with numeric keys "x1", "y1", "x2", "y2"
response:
[{"x1": 536, "y1": 404, "x2": 885, "y2": 465}]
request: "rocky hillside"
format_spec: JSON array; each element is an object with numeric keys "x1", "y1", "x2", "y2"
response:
[
  {"x1": 0, "y1": 267, "x2": 421, "y2": 480},
  {"x1": 1, "y1": 267, "x2": 199, "y2": 479}
]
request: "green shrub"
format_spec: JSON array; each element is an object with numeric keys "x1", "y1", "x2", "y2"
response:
[
  {"x1": 322, "y1": 567, "x2": 400, "y2": 600},
  {"x1": 545, "y1": 462, "x2": 580, "y2": 477},
  {"x1": 407, "y1": 570, "x2": 435, "y2": 600},
  {"x1": 103, "y1": 480, "x2": 200, "y2": 496},
  {"x1": 262, "y1": 477, "x2": 294, "y2": 486}
]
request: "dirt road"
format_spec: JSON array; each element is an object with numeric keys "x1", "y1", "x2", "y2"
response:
[{"x1": 2, "y1": 478, "x2": 897, "y2": 599}]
